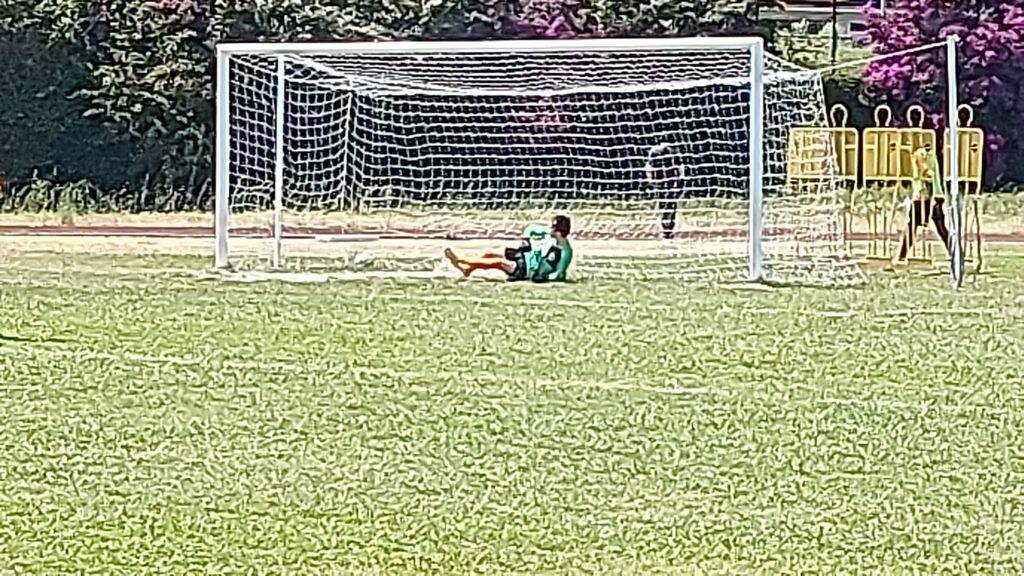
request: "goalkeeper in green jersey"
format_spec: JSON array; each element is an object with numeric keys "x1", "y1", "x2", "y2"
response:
[{"x1": 444, "y1": 215, "x2": 574, "y2": 282}]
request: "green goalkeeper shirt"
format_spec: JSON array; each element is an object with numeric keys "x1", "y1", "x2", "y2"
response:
[
  {"x1": 522, "y1": 223, "x2": 550, "y2": 244},
  {"x1": 529, "y1": 239, "x2": 573, "y2": 282},
  {"x1": 553, "y1": 240, "x2": 573, "y2": 282},
  {"x1": 520, "y1": 223, "x2": 572, "y2": 282}
]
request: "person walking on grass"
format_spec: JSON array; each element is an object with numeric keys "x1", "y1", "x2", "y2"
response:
[{"x1": 893, "y1": 148, "x2": 951, "y2": 263}]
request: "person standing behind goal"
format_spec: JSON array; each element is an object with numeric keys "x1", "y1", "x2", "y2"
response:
[{"x1": 644, "y1": 143, "x2": 684, "y2": 239}]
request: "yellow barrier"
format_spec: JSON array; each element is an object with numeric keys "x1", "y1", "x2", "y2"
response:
[
  {"x1": 786, "y1": 106, "x2": 857, "y2": 181},
  {"x1": 861, "y1": 105, "x2": 942, "y2": 263},
  {"x1": 863, "y1": 105, "x2": 901, "y2": 184},
  {"x1": 786, "y1": 105, "x2": 859, "y2": 249},
  {"x1": 862, "y1": 105, "x2": 901, "y2": 259},
  {"x1": 789, "y1": 102, "x2": 984, "y2": 273}
]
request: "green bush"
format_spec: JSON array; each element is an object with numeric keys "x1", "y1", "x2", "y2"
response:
[{"x1": 0, "y1": 31, "x2": 139, "y2": 189}]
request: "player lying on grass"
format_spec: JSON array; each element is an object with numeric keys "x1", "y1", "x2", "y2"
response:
[
  {"x1": 444, "y1": 215, "x2": 573, "y2": 282},
  {"x1": 893, "y1": 148, "x2": 951, "y2": 262}
]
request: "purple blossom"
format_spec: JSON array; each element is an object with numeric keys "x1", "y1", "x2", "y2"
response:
[
  {"x1": 863, "y1": 0, "x2": 1024, "y2": 182},
  {"x1": 519, "y1": 0, "x2": 578, "y2": 38}
]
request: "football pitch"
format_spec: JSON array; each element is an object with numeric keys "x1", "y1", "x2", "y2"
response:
[{"x1": 1, "y1": 242, "x2": 1024, "y2": 573}]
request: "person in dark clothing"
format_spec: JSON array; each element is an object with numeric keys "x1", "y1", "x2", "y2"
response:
[
  {"x1": 644, "y1": 143, "x2": 684, "y2": 239},
  {"x1": 898, "y1": 198, "x2": 951, "y2": 260}
]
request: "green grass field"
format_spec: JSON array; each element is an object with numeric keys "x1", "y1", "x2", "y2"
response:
[{"x1": 2, "y1": 246, "x2": 1024, "y2": 574}]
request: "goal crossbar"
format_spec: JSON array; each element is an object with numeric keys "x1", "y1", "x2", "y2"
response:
[
  {"x1": 216, "y1": 37, "x2": 764, "y2": 56},
  {"x1": 282, "y1": 53, "x2": 767, "y2": 98}
]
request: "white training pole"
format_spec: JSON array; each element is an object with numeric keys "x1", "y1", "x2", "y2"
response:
[
  {"x1": 946, "y1": 35, "x2": 963, "y2": 287},
  {"x1": 748, "y1": 38, "x2": 765, "y2": 282},
  {"x1": 215, "y1": 50, "x2": 231, "y2": 269},
  {"x1": 273, "y1": 55, "x2": 286, "y2": 269}
]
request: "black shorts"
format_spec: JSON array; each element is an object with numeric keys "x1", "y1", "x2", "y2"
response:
[
  {"x1": 505, "y1": 246, "x2": 528, "y2": 281},
  {"x1": 508, "y1": 253, "x2": 528, "y2": 281}
]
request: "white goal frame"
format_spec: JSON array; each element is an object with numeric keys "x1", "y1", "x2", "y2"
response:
[{"x1": 214, "y1": 37, "x2": 768, "y2": 279}]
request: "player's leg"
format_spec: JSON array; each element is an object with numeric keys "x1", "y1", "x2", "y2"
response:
[
  {"x1": 444, "y1": 248, "x2": 515, "y2": 278},
  {"x1": 930, "y1": 198, "x2": 951, "y2": 253},
  {"x1": 656, "y1": 184, "x2": 677, "y2": 239},
  {"x1": 461, "y1": 257, "x2": 515, "y2": 276},
  {"x1": 897, "y1": 198, "x2": 927, "y2": 260},
  {"x1": 443, "y1": 248, "x2": 468, "y2": 275}
]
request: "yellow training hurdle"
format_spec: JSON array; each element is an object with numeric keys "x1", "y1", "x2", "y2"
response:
[
  {"x1": 786, "y1": 105, "x2": 859, "y2": 250},
  {"x1": 786, "y1": 102, "x2": 985, "y2": 272}
]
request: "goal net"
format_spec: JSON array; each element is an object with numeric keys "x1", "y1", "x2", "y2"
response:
[{"x1": 216, "y1": 38, "x2": 865, "y2": 286}]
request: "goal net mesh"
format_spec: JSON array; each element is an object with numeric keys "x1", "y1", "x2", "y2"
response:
[{"x1": 223, "y1": 43, "x2": 864, "y2": 285}]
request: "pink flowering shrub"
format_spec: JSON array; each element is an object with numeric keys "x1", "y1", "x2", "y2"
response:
[{"x1": 863, "y1": 0, "x2": 1024, "y2": 182}]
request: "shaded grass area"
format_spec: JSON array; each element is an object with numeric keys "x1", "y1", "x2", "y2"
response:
[{"x1": 1, "y1": 248, "x2": 1023, "y2": 574}]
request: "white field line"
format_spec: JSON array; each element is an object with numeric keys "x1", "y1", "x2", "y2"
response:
[
  {"x1": 4, "y1": 266, "x2": 1021, "y2": 322},
  {"x1": 2, "y1": 264, "x2": 1016, "y2": 321},
  {"x1": 0, "y1": 264, "x2": 203, "y2": 278},
  {"x1": 875, "y1": 308, "x2": 1003, "y2": 317},
  {"x1": 453, "y1": 302, "x2": 1021, "y2": 319},
  {"x1": 3, "y1": 343, "x2": 1018, "y2": 414},
  {"x1": 806, "y1": 395, "x2": 1011, "y2": 415},
  {"x1": 214, "y1": 270, "x2": 454, "y2": 283},
  {"x1": 372, "y1": 291, "x2": 676, "y2": 312},
  {"x1": 2, "y1": 344, "x2": 715, "y2": 397}
]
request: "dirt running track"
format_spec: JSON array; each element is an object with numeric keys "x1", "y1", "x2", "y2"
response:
[{"x1": 2, "y1": 225, "x2": 1024, "y2": 243}]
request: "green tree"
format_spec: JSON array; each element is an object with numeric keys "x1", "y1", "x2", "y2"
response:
[
  {"x1": 1, "y1": 0, "x2": 765, "y2": 209},
  {"x1": 588, "y1": 0, "x2": 756, "y2": 37},
  {"x1": 0, "y1": 29, "x2": 137, "y2": 188}
]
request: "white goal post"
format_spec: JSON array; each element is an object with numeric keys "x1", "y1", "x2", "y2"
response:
[{"x1": 214, "y1": 36, "x2": 865, "y2": 285}]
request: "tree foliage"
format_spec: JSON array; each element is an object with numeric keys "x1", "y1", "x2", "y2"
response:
[
  {"x1": 0, "y1": 30, "x2": 138, "y2": 188},
  {"x1": 0, "y1": 0, "x2": 760, "y2": 209},
  {"x1": 2, "y1": 0, "x2": 216, "y2": 205},
  {"x1": 511, "y1": 0, "x2": 756, "y2": 39},
  {"x1": 863, "y1": 0, "x2": 1024, "y2": 182}
]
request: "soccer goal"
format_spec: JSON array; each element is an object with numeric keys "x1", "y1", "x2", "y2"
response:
[{"x1": 215, "y1": 37, "x2": 865, "y2": 285}]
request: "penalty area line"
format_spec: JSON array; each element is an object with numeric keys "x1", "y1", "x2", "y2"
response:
[
  {"x1": 5, "y1": 344, "x2": 713, "y2": 398},
  {"x1": 8, "y1": 345, "x2": 1017, "y2": 414}
]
